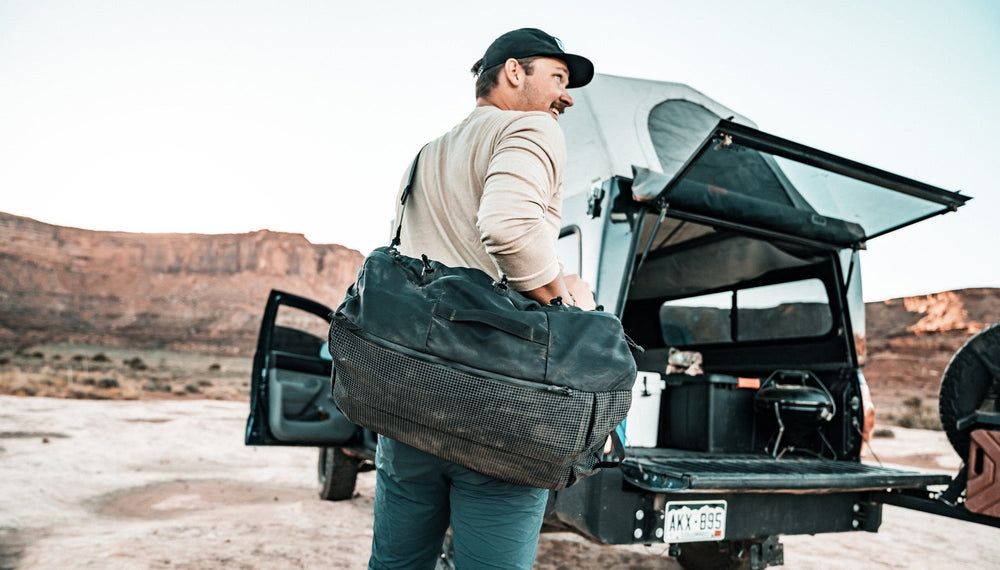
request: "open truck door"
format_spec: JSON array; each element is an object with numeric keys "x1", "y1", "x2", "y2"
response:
[
  {"x1": 245, "y1": 289, "x2": 355, "y2": 446},
  {"x1": 244, "y1": 289, "x2": 375, "y2": 500}
]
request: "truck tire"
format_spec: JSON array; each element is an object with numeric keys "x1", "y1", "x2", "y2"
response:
[
  {"x1": 317, "y1": 446, "x2": 360, "y2": 501},
  {"x1": 939, "y1": 322, "x2": 1000, "y2": 460},
  {"x1": 676, "y1": 540, "x2": 751, "y2": 570}
]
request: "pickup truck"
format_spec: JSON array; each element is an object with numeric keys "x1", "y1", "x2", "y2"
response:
[{"x1": 245, "y1": 74, "x2": 999, "y2": 569}]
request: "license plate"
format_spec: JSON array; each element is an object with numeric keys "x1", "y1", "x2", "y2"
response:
[{"x1": 664, "y1": 500, "x2": 727, "y2": 542}]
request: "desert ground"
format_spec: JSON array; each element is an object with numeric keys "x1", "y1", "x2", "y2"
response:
[{"x1": 1, "y1": 346, "x2": 999, "y2": 569}]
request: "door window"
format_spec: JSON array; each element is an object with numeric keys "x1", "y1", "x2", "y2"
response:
[{"x1": 273, "y1": 302, "x2": 331, "y2": 360}]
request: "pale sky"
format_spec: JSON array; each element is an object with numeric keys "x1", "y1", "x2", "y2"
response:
[{"x1": 1, "y1": 0, "x2": 997, "y2": 302}]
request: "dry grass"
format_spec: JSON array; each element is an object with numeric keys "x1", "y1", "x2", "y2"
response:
[
  {"x1": 0, "y1": 344, "x2": 252, "y2": 401},
  {"x1": 881, "y1": 396, "x2": 943, "y2": 431}
]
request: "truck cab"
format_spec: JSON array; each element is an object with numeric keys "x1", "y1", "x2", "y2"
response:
[{"x1": 245, "y1": 75, "x2": 996, "y2": 569}]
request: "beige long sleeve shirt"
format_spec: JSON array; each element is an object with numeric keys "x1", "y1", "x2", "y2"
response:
[{"x1": 394, "y1": 106, "x2": 567, "y2": 292}]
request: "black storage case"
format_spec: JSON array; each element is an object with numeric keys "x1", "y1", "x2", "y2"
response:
[{"x1": 659, "y1": 373, "x2": 757, "y2": 452}]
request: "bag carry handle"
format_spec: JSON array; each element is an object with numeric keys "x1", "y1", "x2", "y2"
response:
[
  {"x1": 433, "y1": 305, "x2": 548, "y2": 345},
  {"x1": 595, "y1": 429, "x2": 626, "y2": 468}
]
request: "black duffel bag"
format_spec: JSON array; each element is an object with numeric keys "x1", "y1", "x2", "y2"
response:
[{"x1": 329, "y1": 245, "x2": 637, "y2": 490}]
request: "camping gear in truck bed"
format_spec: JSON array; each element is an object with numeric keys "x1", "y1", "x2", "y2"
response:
[{"x1": 659, "y1": 373, "x2": 759, "y2": 453}]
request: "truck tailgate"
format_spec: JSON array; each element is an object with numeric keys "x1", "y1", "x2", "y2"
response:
[{"x1": 622, "y1": 450, "x2": 952, "y2": 493}]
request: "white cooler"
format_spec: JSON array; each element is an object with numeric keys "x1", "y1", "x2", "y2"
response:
[{"x1": 624, "y1": 371, "x2": 664, "y2": 448}]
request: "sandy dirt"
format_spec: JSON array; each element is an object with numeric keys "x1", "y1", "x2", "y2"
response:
[{"x1": 2, "y1": 395, "x2": 998, "y2": 570}]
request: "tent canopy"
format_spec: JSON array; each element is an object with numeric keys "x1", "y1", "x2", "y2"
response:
[
  {"x1": 561, "y1": 74, "x2": 755, "y2": 197},
  {"x1": 560, "y1": 74, "x2": 968, "y2": 247}
]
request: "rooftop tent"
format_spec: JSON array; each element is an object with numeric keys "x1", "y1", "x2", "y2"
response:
[
  {"x1": 559, "y1": 74, "x2": 859, "y2": 253},
  {"x1": 560, "y1": 74, "x2": 969, "y2": 250},
  {"x1": 557, "y1": 74, "x2": 970, "y2": 300},
  {"x1": 560, "y1": 74, "x2": 756, "y2": 198}
]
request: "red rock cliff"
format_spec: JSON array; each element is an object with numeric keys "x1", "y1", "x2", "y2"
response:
[{"x1": 0, "y1": 212, "x2": 364, "y2": 355}]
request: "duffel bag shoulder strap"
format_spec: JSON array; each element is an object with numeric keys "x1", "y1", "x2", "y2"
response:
[{"x1": 391, "y1": 147, "x2": 426, "y2": 248}]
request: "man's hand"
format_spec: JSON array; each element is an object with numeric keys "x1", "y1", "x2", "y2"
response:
[
  {"x1": 522, "y1": 272, "x2": 597, "y2": 310},
  {"x1": 564, "y1": 273, "x2": 597, "y2": 310}
]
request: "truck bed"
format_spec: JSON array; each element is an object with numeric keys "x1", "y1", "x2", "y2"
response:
[{"x1": 621, "y1": 449, "x2": 952, "y2": 493}]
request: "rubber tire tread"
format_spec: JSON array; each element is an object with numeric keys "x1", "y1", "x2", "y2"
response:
[
  {"x1": 317, "y1": 446, "x2": 360, "y2": 501},
  {"x1": 939, "y1": 322, "x2": 1000, "y2": 460}
]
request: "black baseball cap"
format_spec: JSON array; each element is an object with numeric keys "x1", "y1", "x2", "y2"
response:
[{"x1": 477, "y1": 28, "x2": 594, "y2": 88}]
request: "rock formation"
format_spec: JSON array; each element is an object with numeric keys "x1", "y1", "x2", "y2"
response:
[
  {"x1": 0, "y1": 212, "x2": 364, "y2": 355},
  {"x1": 863, "y1": 287, "x2": 999, "y2": 411}
]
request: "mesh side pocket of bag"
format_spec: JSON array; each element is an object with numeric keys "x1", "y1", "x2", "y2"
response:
[
  {"x1": 566, "y1": 390, "x2": 633, "y2": 486},
  {"x1": 330, "y1": 320, "x2": 609, "y2": 489},
  {"x1": 590, "y1": 390, "x2": 632, "y2": 448}
]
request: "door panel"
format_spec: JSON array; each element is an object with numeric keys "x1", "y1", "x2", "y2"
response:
[{"x1": 245, "y1": 290, "x2": 358, "y2": 446}]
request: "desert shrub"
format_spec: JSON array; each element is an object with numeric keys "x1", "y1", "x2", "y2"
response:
[
  {"x1": 124, "y1": 357, "x2": 148, "y2": 371},
  {"x1": 208, "y1": 363, "x2": 221, "y2": 372},
  {"x1": 895, "y1": 397, "x2": 943, "y2": 430},
  {"x1": 31, "y1": 352, "x2": 44, "y2": 359},
  {"x1": 0, "y1": 357, "x2": 10, "y2": 366},
  {"x1": 142, "y1": 381, "x2": 171, "y2": 392},
  {"x1": 896, "y1": 413, "x2": 942, "y2": 431},
  {"x1": 185, "y1": 383, "x2": 201, "y2": 394},
  {"x1": 872, "y1": 428, "x2": 895, "y2": 438},
  {"x1": 92, "y1": 353, "x2": 110, "y2": 363},
  {"x1": 72, "y1": 355, "x2": 85, "y2": 362},
  {"x1": 97, "y1": 378, "x2": 119, "y2": 389},
  {"x1": 198, "y1": 379, "x2": 213, "y2": 387}
]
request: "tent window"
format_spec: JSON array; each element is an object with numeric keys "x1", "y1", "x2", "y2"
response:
[
  {"x1": 647, "y1": 100, "x2": 722, "y2": 181},
  {"x1": 658, "y1": 278, "x2": 832, "y2": 345}
]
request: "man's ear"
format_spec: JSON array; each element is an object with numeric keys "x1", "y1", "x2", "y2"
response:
[{"x1": 502, "y1": 58, "x2": 523, "y2": 87}]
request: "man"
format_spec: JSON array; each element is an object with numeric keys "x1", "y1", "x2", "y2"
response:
[{"x1": 370, "y1": 28, "x2": 595, "y2": 570}]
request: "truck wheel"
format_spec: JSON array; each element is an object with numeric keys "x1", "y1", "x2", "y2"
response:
[
  {"x1": 676, "y1": 540, "x2": 750, "y2": 570},
  {"x1": 939, "y1": 322, "x2": 1000, "y2": 461},
  {"x1": 317, "y1": 446, "x2": 360, "y2": 501}
]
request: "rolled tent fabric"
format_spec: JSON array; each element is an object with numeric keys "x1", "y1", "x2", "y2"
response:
[{"x1": 632, "y1": 166, "x2": 866, "y2": 247}]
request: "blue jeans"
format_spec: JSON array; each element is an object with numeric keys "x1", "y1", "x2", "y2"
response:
[{"x1": 368, "y1": 435, "x2": 549, "y2": 570}]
